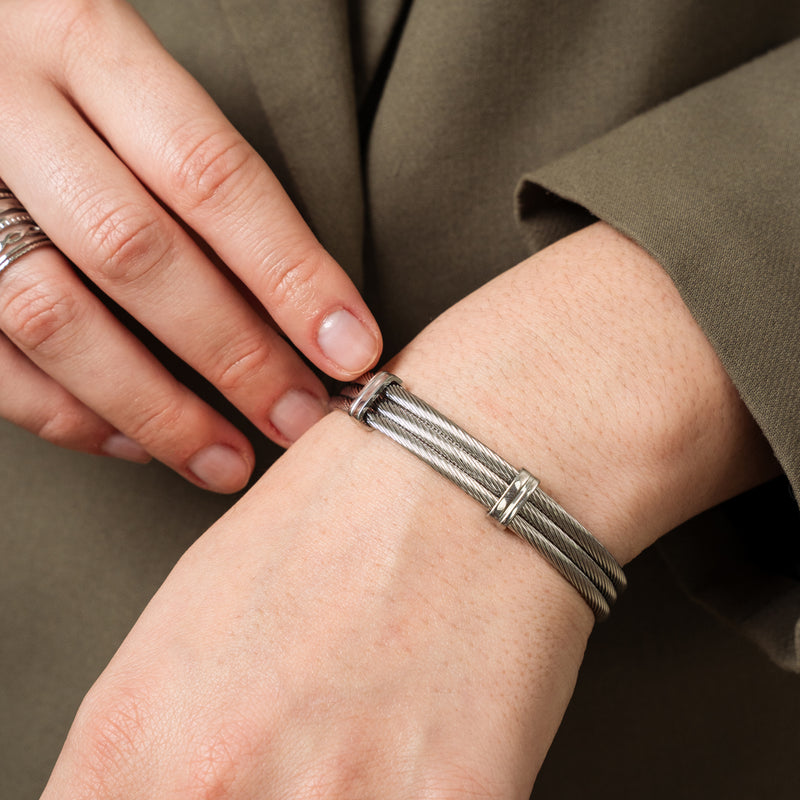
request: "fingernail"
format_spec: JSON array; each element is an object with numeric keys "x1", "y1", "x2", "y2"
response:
[
  {"x1": 187, "y1": 444, "x2": 251, "y2": 493},
  {"x1": 318, "y1": 309, "x2": 379, "y2": 374},
  {"x1": 269, "y1": 389, "x2": 327, "y2": 443},
  {"x1": 101, "y1": 433, "x2": 151, "y2": 464}
]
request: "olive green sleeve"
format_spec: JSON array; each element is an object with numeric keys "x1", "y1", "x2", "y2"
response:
[{"x1": 516, "y1": 39, "x2": 800, "y2": 670}]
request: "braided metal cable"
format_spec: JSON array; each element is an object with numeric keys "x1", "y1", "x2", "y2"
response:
[
  {"x1": 370, "y1": 414, "x2": 610, "y2": 620},
  {"x1": 527, "y1": 490, "x2": 626, "y2": 591},
  {"x1": 333, "y1": 373, "x2": 626, "y2": 621},
  {"x1": 380, "y1": 383, "x2": 626, "y2": 592},
  {"x1": 377, "y1": 403, "x2": 617, "y2": 604}
]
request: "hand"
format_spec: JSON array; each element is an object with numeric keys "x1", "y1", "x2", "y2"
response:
[
  {"x1": 0, "y1": 0, "x2": 381, "y2": 492},
  {"x1": 40, "y1": 224, "x2": 777, "y2": 797},
  {"x1": 41, "y1": 412, "x2": 593, "y2": 799}
]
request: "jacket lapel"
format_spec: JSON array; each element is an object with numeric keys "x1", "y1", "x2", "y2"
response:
[{"x1": 218, "y1": 0, "x2": 365, "y2": 280}]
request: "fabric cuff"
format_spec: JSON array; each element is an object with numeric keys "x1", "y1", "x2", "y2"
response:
[{"x1": 515, "y1": 39, "x2": 800, "y2": 670}]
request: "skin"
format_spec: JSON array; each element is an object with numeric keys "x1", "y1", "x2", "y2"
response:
[
  {"x1": 0, "y1": 0, "x2": 381, "y2": 492},
  {"x1": 40, "y1": 223, "x2": 778, "y2": 798}
]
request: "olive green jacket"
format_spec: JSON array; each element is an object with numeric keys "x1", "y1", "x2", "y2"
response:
[{"x1": 2, "y1": 2, "x2": 799, "y2": 797}]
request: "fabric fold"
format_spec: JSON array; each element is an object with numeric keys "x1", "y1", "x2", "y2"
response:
[
  {"x1": 218, "y1": 0, "x2": 365, "y2": 279},
  {"x1": 516, "y1": 39, "x2": 800, "y2": 669}
]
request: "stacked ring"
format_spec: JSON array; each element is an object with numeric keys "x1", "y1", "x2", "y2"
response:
[{"x1": 0, "y1": 182, "x2": 54, "y2": 277}]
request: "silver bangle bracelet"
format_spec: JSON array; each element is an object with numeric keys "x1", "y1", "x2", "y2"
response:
[{"x1": 332, "y1": 372, "x2": 626, "y2": 621}]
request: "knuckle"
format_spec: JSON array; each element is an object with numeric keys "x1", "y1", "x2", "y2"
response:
[
  {"x1": 81, "y1": 200, "x2": 172, "y2": 286},
  {"x1": 49, "y1": 0, "x2": 104, "y2": 67},
  {"x1": 212, "y1": 335, "x2": 275, "y2": 396},
  {"x1": 12, "y1": 0, "x2": 110, "y2": 80},
  {"x1": 182, "y1": 721, "x2": 256, "y2": 800},
  {"x1": 1, "y1": 279, "x2": 81, "y2": 355},
  {"x1": 125, "y1": 396, "x2": 187, "y2": 451},
  {"x1": 69, "y1": 684, "x2": 152, "y2": 796},
  {"x1": 35, "y1": 405, "x2": 93, "y2": 449},
  {"x1": 260, "y1": 247, "x2": 325, "y2": 312},
  {"x1": 167, "y1": 125, "x2": 256, "y2": 213},
  {"x1": 63, "y1": 0, "x2": 103, "y2": 30}
]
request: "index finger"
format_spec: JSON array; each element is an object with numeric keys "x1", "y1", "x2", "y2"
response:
[{"x1": 56, "y1": 2, "x2": 381, "y2": 379}]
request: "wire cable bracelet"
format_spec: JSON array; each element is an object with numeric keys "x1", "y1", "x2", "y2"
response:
[{"x1": 332, "y1": 372, "x2": 627, "y2": 621}]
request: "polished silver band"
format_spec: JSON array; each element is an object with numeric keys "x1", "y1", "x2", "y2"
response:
[
  {"x1": 0, "y1": 184, "x2": 54, "y2": 277},
  {"x1": 332, "y1": 371, "x2": 627, "y2": 621}
]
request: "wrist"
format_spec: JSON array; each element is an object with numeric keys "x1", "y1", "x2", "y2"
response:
[
  {"x1": 379, "y1": 223, "x2": 776, "y2": 566},
  {"x1": 333, "y1": 371, "x2": 624, "y2": 620},
  {"x1": 304, "y1": 408, "x2": 596, "y2": 634}
]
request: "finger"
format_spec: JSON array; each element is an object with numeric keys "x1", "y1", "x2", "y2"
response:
[
  {"x1": 0, "y1": 333, "x2": 151, "y2": 462},
  {"x1": 0, "y1": 83, "x2": 329, "y2": 446},
  {"x1": 0, "y1": 247, "x2": 254, "y2": 493},
  {"x1": 55, "y1": 2, "x2": 382, "y2": 377}
]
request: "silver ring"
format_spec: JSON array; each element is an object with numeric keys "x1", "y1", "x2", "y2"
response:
[{"x1": 0, "y1": 182, "x2": 54, "y2": 277}]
